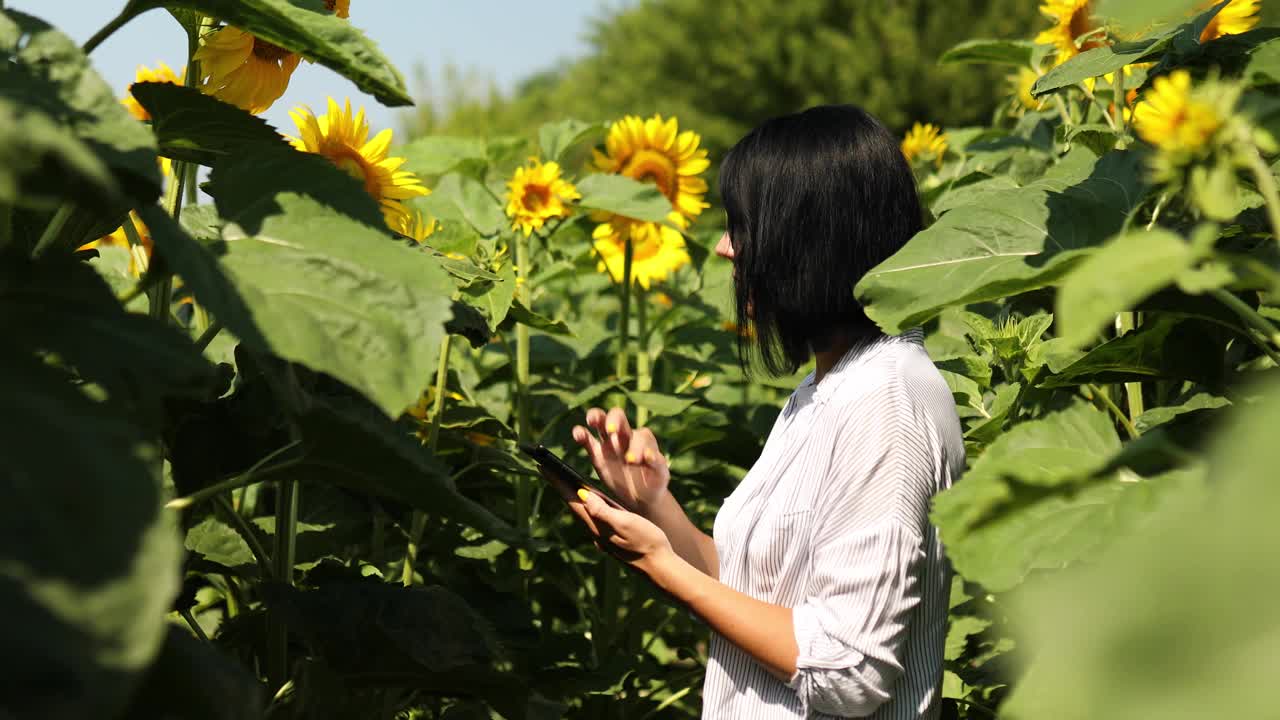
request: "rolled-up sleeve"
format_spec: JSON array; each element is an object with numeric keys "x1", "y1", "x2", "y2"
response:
[
  {"x1": 786, "y1": 521, "x2": 925, "y2": 716},
  {"x1": 785, "y1": 395, "x2": 936, "y2": 717}
]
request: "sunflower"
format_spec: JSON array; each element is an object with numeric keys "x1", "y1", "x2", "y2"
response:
[
  {"x1": 1036, "y1": 0, "x2": 1107, "y2": 65},
  {"x1": 121, "y1": 62, "x2": 182, "y2": 121},
  {"x1": 592, "y1": 114, "x2": 710, "y2": 225},
  {"x1": 592, "y1": 216, "x2": 691, "y2": 290},
  {"x1": 194, "y1": 26, "x2": 301, "y2": 114},
  {"x1": 325, "y1": 0, "x2": 351, "y2": 18},
  {"x1": 1133, "y1": 70, "x2": 1225, "y2": 156},
  {"x1": 287, "y1": 98, "x2": 428, "y2": 229},
  {"x1": 390, "y1": 209, "x2": 439, "y2": 244},
  {"x1": 79, "y1": 212, "x2": 152, "y2": 278},
  {"x1": 406, "y1": 386, "x2": 465, "y2": 443},
  {"x1": 1010, "y1": 68, "x2": 1045, "y2": 113},
  {"x1": 1198, "y1": 0, "x2": 1260, "y2": 43},
  {"x1": 505, "y1": 158, "x2": 580, "y2": 236},
  {"x1": 901, "y1": 123, "x2": 948, "y2": 166}
]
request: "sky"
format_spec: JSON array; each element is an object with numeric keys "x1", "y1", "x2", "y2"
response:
[{"x1": 11, "y1": 0, "x2": 624, "y2": 137}]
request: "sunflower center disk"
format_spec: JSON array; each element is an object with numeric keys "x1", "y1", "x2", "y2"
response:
[
  {"x1": 251, "y1": 39, "x2": 293, "y2": 63},
  {"x1": 332, "y1": 151, "x2": 380, "y2": 199},
  {"x1": 1069, "y1": 9, "x2": 1104, "y2": 52},
  {"x1": 523, "y1": 184, "x2": 552, "y2": 212},
  {"x1": 622, "y1": 149, "x2": 678, "y2": 202}
]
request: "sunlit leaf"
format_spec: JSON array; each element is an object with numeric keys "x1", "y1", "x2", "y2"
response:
[{"x1": 130, "y1": 0, "x2": 411, "y2": 106}]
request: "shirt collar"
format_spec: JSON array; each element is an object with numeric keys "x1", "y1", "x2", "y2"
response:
[{"x1": 798, "y1": 327, "x2": 924, "y2": 404}]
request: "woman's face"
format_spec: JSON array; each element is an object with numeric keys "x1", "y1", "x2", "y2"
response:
[{"x1": 715, "y1": 232, "x2": 735, "y2": 261}]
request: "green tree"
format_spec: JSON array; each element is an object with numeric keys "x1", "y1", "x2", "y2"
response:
[{"x1": 406, "y1": 0, "x2": 1045, "y2": 156}]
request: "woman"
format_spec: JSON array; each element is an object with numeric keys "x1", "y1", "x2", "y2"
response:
[{"x1": 551, "y1": 105, "x2": 964, "y2": 719}]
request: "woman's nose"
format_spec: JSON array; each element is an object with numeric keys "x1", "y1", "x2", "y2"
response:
[{"x1": 714, "y1": 232, "x2": 734, "y2": 259}]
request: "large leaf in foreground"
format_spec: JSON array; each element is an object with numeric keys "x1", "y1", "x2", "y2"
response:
[
  {"x1": 143, "y1": 193, "x2": 455, "y2": 417},
  {"x1": 120, "y1": 627, "x2": 264, "y2": 720},
  {"x1": 220, "y1": 196, "x2": 455, "y2": 416},
  {"x1": 930, "y1": 402, "x2": 1137, "y2": 591},
  {"x1": 132, "y1": 0, "x2": 411, "y2": 106},
  {"x1": 131, "y1": 82, "x2": 290, "y2": 166},
  {"x1": 0, "y1": 9, "x2": 161, "y2": 206},
  {"x1": 1055, "y1": 228, "x2": 1200, "y2": 347},
  {"x1": 291, "y1": 395, "x2": 519, "y2": 542},
  {"x1": 1003, "y1": 381, "x2": 1280, "y2": 720},
  {"x1": 0, "y1": 354, "x2": 181, "y2": 720},
  {"x1": 0, "y1": 97, "x2": 121, "y2": 213},
  {"x1": 206, "y1": 145, "x2": 385, "y2": 233},
  {"x1": 856, "y1": 149, "x2": 1145, "y2": 333},
  {"x1": 1040, "y1": 316, "x2": 1228, "y2": 389},
  {"x1": 0, "y1": 257, "x2": 216, "y2": 398}
]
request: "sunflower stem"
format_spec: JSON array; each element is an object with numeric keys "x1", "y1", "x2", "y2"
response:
[
  {"x1": 1241, "y1": 139, "x2": 1280, "y2": 250},
  {"x1": 32, "y1": 203, "x2": 74, "y2": 259},
  {"x1": 1084, "y1": 383, "x2": 1140, "y2": 440},
  {"x1": 612, "y1": 234, "x2": 634, "y2": 411},
  {"x1": 150, "y1": 161, "x2": 188, "y2": 326},
  {"x1": 404, "y1": 333, "x2": 452, "y2": 587},
  {"x1": 268, "y1": 476, "x2": 298, "y2": 688},
  {"x1": 515, "y1": 233, "x2": 532, "y2": 441},
  {"x1": 1079, "y1": 82, "x2": 1117, "y2": 132},
  {"x1": 82, "y1": 3, "x2": 137, "y2": 54},
  {"x1": 179, "y1": 607, "x2": 210, "y2": 642},
  {"x1": 1210, "y1": 288, "x2": 1280, "y2": 350},
  {"x1": 635, "y1": 285, "x2": 651, "y2": 427},
  {"x1": 1112, "y1": 67, "x2": 1127, "y2": 139},
  {"x1": 194, "y1": 319, "x2": 222, "y2": 353},
  {"x1": 1114, "y1": 312, "x2": 1144, "y2": 421},
  {"x1": 0, "y1": 203, "x2": 12, "y2": 254}
]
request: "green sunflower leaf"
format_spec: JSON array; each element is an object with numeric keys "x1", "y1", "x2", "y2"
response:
[
  {"x1": 289, "y1": 393, "x2": 520, "y2": 542},
  {"x1": 505, "y1": 299, "x2": 574, "y2": 336},
  {"x1": 0, "y1": 352, "x2": 182, "y2": 719},
  {"x1": 0, "y1": 256, "x2": 217, "y2": 398},
  {"x1": 205, "y1": 144, "x2": 386, "y2": 233},
  {"x1": 1001, "y1": 380, "x2": 1280, "y2": 720},
  {"x1": 575, "y1": 173, "x2": 674, "y2": 223},
  {"x1": 0, "y1": 97, "x2": 121, "y2": 215},
  {"x1": 399, "y1": 136, "x2": 489, "y2": 179},
  {"x1": 538, "y1": 118, "x2": 606, "y2": 164},
  {"x1": 130, "y1": 0, "x2": 411, "y2": 107},
  {"x1": 1032, "y1": 39, "x2": 1170, "y2": 97},
  {"x1": 938, "y1": 39, "x2": 1036, "y2": 67},
  {"x1": 1054, "y1": 228, "x2": 1201, "y2": 348},
  {"x1": 856, "y1": 148, "x2": 1146, "y2": 333},
  {"x1": 130, "y1": 82, "x2": 291, "y2": 166},
  {"x1": 0, "y1": 9, "x2": 161, "y2": 200},
  {"x1": 142, "y1": 194, "x2": 457, "y2": 418}
]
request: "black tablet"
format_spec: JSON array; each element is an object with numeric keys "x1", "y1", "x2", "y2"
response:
[{"x1": 518, "y1": 443, "x2": 626, "y2": 510}]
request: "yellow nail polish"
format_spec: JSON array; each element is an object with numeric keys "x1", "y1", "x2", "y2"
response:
[
  {"x1": 625, "y1": 451, "x2": 636, "y2": 463},
  {"x1": 606, "y1": 422, "x2": 618, "y2": 433},
  {"x1": 577, "y1": 488, "x2": 591, "y2": 502}
]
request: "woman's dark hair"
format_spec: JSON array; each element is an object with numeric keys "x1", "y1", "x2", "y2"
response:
[{"x1": 719, "y1": 104, "x2": 922, "y2": 376}]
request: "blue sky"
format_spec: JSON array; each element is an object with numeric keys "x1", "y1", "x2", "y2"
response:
[{"x1": 12, "y1": 1, "x2": 623, "y2": 137}]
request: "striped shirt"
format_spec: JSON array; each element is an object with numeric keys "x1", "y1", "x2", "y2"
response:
[{"x1": 704, "y1": 328, "x2": 964, "y2": 719}]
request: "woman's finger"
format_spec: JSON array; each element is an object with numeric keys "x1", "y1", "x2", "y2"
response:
[
  {"x1": 604, "y1": 407, "x2": 633, "y2": 457},
  {"x1": 579, "y1": 487, "x2": 632, "y2": 530},
  {"x1": 543, "y1": 468, "x2": 604, "y2": 535},
  {"x1": 571, "y1": 424, "x2": 604, "y2": 465},
  {"x1": 585, "y1": 407, "x2": 608, "y2": 438}
]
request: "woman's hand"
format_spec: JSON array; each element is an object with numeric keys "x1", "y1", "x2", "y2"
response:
[
  {"x1": 571, "y1": 406, "x2": 671, "y2": 512},
  {"x1": 541, "y1": 469, "x2": 675, "y2": 576}
]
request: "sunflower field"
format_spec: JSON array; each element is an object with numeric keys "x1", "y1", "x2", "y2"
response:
[{"x1": 3, "y1": 0, "x2": 1280, "y2": 718}]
